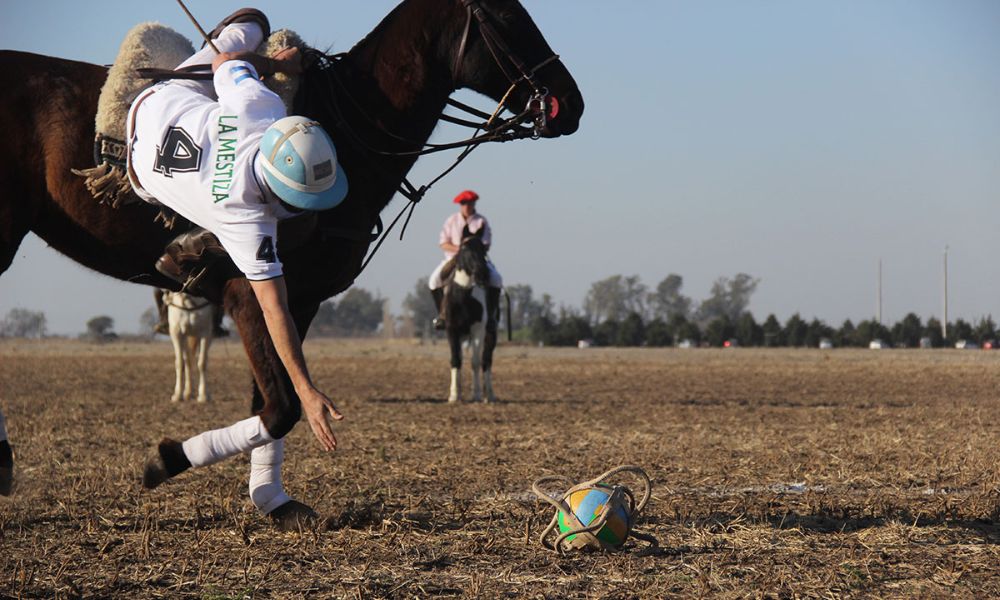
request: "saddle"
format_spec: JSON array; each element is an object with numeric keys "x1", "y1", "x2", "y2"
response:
[{"x1": 72, "y1": 18, "x2": 303, "y2": 212}]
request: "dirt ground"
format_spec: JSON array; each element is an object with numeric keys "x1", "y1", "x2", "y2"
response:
[{"x1": 2, "y1": 338, "x2": 1000, "y2": 599}]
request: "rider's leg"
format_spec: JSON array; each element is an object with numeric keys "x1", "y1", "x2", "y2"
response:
[
  {"x1": 212, "y1": 303, "x2": 229, "y2": 338},
  {"x1": 154, "y1": 289, "x2": 169, "y2": 335},
  {"x1": 430, "y1": 287, "x2": 446, "y2": 329}
]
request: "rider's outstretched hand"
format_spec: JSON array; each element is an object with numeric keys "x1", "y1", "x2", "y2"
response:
[{"x1": 301, "y1": 387, "x2": 344, "y2": 452}]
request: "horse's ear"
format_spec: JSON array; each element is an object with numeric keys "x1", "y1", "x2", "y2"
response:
[
  {"x1": 462, "y1": 225, "x2": 471, "y2": 238},
  {"x1": 474, "y1": 227, "x2": 485, "y2": 238}
]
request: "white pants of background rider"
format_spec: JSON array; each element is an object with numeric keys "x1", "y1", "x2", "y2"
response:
[{"x1": 428, "y1": 259, "x2": 503, "y2": 289}]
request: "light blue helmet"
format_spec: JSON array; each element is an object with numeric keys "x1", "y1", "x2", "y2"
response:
[{"x1": 259, "y1": 116, "x2": 348, "y2": 211}]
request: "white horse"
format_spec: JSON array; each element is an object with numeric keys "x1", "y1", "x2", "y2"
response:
[{"x1": 163, "y1": 291, "x2": 214, "y2": 403}]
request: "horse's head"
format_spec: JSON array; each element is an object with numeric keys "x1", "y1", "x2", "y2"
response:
[
  {"x1": 449, "y1": 0, "x2": 584, "y2": 138},
  {"x1": 454, "y1": 226, "x2": 490, "y2": 288}
]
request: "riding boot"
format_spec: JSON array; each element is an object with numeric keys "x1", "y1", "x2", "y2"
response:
[
  {"x1": 153, "y1": 289, "x2": 169, "y2": 335},
  {"x1": 155, "y1": 227, "x2": 230, "y2": 300},
  {"x1": 431, "y1": 287, "x2": 446, "y2": 330}
]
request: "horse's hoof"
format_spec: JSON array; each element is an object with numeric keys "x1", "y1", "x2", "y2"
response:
[
  {"x1": 171, "y1": 395, "x2": 181, "y2": 403},
  {"x1": 142, "y1": 438, "x2": 191, "y2": 489},
  {"x1": 448, "y1": 396, "x2": 460, "y2": 403},
  {"x1": 0, "y1": 467, "x2": 12, "y2": 496},
  {"x1": 268, "y1": 499, "x2": 319, "y2": 531}
]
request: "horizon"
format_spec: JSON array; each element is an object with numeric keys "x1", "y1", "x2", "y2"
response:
[{"x1": 1, "y1": 1, "x2": 998, "y2": 335}]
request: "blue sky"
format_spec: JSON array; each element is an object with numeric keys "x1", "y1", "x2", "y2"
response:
[{"x1": 2, "y1": 1, "x2": 999, "y2": 334}]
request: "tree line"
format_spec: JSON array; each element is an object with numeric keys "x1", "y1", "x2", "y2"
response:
[{"x1": 1, "y1": 272, "x2": 995, "y2": 348}]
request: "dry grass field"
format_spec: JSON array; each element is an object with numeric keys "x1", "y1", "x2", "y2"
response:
[{"x1": 2, "y1": 338, "x2": 1000, "y2": 598}]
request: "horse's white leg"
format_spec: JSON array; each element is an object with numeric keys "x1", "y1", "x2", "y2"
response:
[
  {"x1": 183, "y1": 335, "x2": 198, "y2": 402},
  {"x1": 196, "y1": 334, "x2": 211, "y2": 403},
  {"x1": 170, "y1": 324, "x2": 184, "y2": 403},
  {"x1": 449, "y1": 367, "x2": 461, "y2": 403}
]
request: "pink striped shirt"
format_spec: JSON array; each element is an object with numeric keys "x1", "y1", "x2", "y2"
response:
[{"x1": 439, "y1": 212, "x2": 491, "y2": 259}]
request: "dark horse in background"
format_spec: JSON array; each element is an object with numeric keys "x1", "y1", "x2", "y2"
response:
[
  {"x1": 0, "y1": 0, "x2": 583, "y2": 516},
  {"x1": 441, "y1": 227, "x2": 498, "y2": 403}
]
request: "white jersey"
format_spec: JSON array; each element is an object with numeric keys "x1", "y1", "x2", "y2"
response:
[{"x1": 128, "y1": 59, "x2": 295, "y2": 280}]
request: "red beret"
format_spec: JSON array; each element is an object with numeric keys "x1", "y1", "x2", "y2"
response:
[{"x1": 453, "y1": 190, "x2": 480, "y2": 204}]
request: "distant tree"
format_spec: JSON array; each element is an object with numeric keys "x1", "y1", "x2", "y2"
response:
[
  {"x1": 804, "y1": 318, "x2": 834, "y2": 348},
  {"x1": 554, "y1": 313, "x2": 593, "y2": 346},
  {"x1": 648, "y1": 274, "x2": 691, "y2": 322},
  {"x1": 139, "y1": 307, "x2": 159, "y2": 336},
  {"x1": 313, "y1": 301, "x2": 337, "y2": 335},
  {"x1": 530, "y1": 315, "x2": 557, "y2": 345},
  {"x1": 696, "y1": 273, "x2": 759, "y2": 324},
  {"x1": 855, "y1": 319, "x2": 891, "y2": 346},
  {"x1": 593, "y1": 319, "x2": 620, "y2": 346},
  {"x1": 949, "y1": 319, "x2": 974, "y2": 345},
  {"x1": 783, "y1": 313, "x2": 808, "y2": 347},
  {"x1": 617, "y1": 312, "x2": 645, "y2": 346},
  {"x1": 645, "y1": 318, "x2": 673, "y2": 347},
  {"x1": 704, "y1": 315, "x2": 734, "y2": 347},
  {"x1": 836, "y1": 319, "x2": 857, "y2": 347},
  {"x1": 762, "y1": 314, "x2": 784, "y2": 347},
  {"x1": 402, "y1": 277, "x2": 439, "y2": 337},
  {"x1": 85, "y1": 315, "x2": 116, "y2": 341},
  {"x1": 891, "y1": 313, "x2": 923, "y2": 348},
  {"x1": 0, "y1": 308, "x2": 47, "y2": 338},
  {"x1": 923, "y1": 317, "x2": 944, "y2": 348},
  {"x1": 334, "y1": 288, "x2": 384, "y2": 335},
  {"x1": 734, "y1": 312, "x2": 762, "y2": 347},
  {"x1": 583, "y1": 275, "x2": 646, "y2": 325},
  {"x1": 504, "y1": 284, "x2": 552, "y2": 332},
  {"x1": 973, "y1": 316, "x2": 997, "y2": 344},
  {"x1": 674, "y1": 320, "x2": 702, "y2": 345}
]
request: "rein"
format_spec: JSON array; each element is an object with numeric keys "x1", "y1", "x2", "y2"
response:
[{"x1": 309, "y1": 0, "x2": 561, "y2": 275}]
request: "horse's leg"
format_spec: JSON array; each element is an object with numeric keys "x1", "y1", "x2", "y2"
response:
[
  {"x1": 470, "y1": 322, "x2": 484, "y2": 402},
  {"x1": 0, "y1": 407, "x2": 12, "y2": 496},
  {"x1": 196, "y1": 330, "x2": 211, "y2": 403},
  {"x1": 0, "y1": 188, "x2": 29, "y2": 496},
  {"x1": 482, "y1": 287, "x2": 501, "y2": 403},
  {"x1": 143, "y1": 281, "x2": 300, "y2": 499},
  {"x1": 169, "y1": 322, "x2": 184, "y2": 403},
  {"x1": 184, "y1": 335, "x2": 199, "y2": 402},
  {"x1": 448, "y1": 330, "x2": 463, "y2": 403}
]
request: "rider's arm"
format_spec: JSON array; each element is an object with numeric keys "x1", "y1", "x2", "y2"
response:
[{"x1": 248, "y1": 277, "x2": 343, "y2": 451}]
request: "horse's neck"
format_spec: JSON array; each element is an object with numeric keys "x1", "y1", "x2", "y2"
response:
[{"x1": 302, "y1": 0, "x2": 462, "y2": 217}]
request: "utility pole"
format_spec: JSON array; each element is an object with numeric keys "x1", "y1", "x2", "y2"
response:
[
  {"x1": 942, "y1": 245, "x2": 949, "y2": 339},
  {"x1": 877, "y1": 259, "x2": 882, "y2": 325}
]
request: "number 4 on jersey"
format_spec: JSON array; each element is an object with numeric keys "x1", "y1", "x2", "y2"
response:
[
  {"x1": 256, "y1": 236, "x2": 276, "y2": 263},
  {"x1": 154, "y1": 127, "x2": 202, "y2": 177}
]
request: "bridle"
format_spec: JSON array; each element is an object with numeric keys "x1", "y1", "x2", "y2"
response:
[
  {"x1": 310, "y1": 0, "x2": 564, "y2": 273},
  {"x1": 451, "y1": 0, "x2": 561, "y2": 136}
]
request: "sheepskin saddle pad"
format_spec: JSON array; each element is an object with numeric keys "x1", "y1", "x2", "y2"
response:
[{"x1": 73, "y1": 22, "x2": 302, "y2": 210}]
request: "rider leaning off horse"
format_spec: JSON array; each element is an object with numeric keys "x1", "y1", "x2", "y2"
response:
[
  {"x1": 428, "y1": 189, "x2": 503, "y2": 329},
  {"x1": 127, "y1": 9, "x2": 348, "y2": 515}
]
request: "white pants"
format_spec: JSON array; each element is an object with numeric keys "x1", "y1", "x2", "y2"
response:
[{"x1": 428, "y1": 259, "x2": 503, "y2": 289}]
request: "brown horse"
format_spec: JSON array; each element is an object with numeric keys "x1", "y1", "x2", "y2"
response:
[{"x1": 0, "y1": 0, "x2": 583, "y2": 516}]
